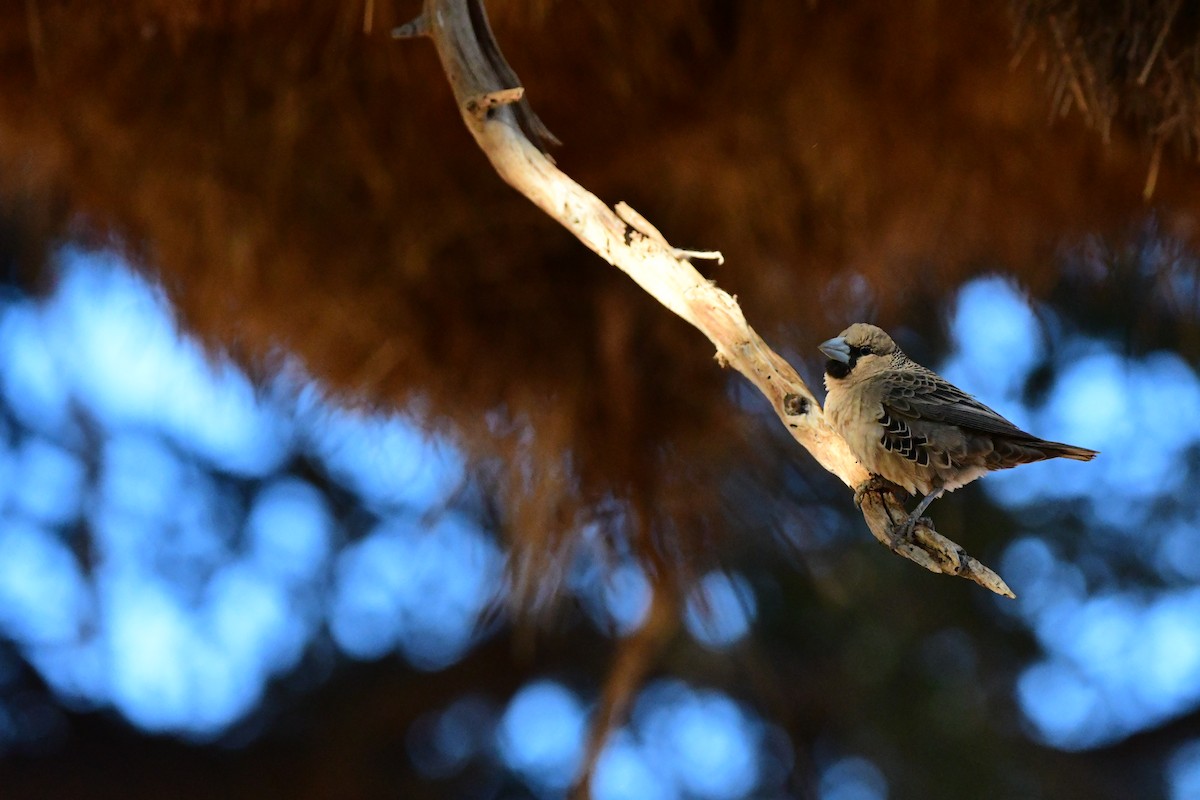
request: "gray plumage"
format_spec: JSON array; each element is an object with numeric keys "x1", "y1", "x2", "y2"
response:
[{"x1": 820, "y1": 323, "x2": 1097, "y2": 524}]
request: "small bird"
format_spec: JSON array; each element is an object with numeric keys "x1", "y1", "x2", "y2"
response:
[{"x1": 819, "y1": 323, "x2": 1097, "y2": 533}]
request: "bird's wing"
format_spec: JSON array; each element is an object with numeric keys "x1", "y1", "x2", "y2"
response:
[{"x1": 878, "y1": 368, "x2": 1031, "y2": 438}]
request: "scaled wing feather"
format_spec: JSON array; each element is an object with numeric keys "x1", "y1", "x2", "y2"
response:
[{"x1": 879, "y1": 369, "x2": 1031, "y2": 438}]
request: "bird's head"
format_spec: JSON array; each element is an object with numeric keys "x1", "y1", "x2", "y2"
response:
[{"x1": 820, "y1": 323, "x2": 900, "y2": 382}]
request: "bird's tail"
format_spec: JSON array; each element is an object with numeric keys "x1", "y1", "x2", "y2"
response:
[{"x1": 1035, "y1": 440, "x2": 1099, "y2": 461}]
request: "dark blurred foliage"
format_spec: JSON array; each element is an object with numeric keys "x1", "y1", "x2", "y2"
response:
[{"x1": 0, "y1": 1, "x2": 1197, "y2": 799}]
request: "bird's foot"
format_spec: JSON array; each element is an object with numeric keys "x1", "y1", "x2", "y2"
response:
[
  {"x1": 888, "y1": 513, "x2": 932, "y2": 550},
  {"x1": 854, "y1": 474, "x2": 897, "y2": 508}
]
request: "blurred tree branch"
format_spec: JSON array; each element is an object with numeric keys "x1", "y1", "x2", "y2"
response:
[{"x1": 570, "y1": 566, "x2": 679, "y2": 800}]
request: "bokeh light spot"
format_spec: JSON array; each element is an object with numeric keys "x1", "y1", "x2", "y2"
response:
[
  {"x1": 818, "y1": 756, "x2": 889, "y2": 800},
  {"x1": 684, "y1": 571, "x2": 757, "y2": 649},
  {"x1": 498, "y1": 680, "x2": 586, "y2": 791}
]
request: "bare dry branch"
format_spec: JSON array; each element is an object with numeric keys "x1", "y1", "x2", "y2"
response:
[
  {"x1": 397, "y1": 0, "x2": 1016, "y2": 792},
  {"x1": 399, "y1": 0, "x2": 1015, "y2": 599}
]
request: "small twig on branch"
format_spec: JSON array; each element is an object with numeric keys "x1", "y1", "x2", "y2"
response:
[
  {"x1": 672, "y1": 247, "x2": 725, "y2": 265},
  {"x1": 398, "y1": 0, "x2": 1014, "y2": 599},
  {"x1": 615, "y1": 201, "x2": 724, "y2": 265},
  {"x1": 614, "y1": 200, "x2": 671, "y2": 247}
]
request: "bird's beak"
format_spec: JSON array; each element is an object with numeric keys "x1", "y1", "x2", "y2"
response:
[{"x1": 819, "y1": 336, "x2": 851, "y2": 363}]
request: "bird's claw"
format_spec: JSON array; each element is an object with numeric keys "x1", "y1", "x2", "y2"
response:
[
  {"x1": 888, "y1": 514, "x2": 932, "y2": 549},
  {"x1": 853, "y1": 484, "x2": 869, "y2": 508},
  {"x1": 854, "y1": 474, "x2": 895, "y2": 508}
]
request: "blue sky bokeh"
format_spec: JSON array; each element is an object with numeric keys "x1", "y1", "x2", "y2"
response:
[
  {"x1": 943, "y1": 277, "x2": 1200, "y2": 757},
  {"x1": 0, "y1": 247, "x2": 777, "y2": 794},
  {"x1": 0, "y1": 249, "x2": 1197, "y2": 796}
]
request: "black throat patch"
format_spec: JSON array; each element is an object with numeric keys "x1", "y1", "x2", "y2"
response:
[
  {"x1": 825, "y1": 359, "x2": 851, "y2": 379},
  {"x1": 825, "y1": 346, "x2": 865, "y2": 380}
]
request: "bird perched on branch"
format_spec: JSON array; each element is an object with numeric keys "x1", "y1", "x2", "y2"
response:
[{"x1": 819, "y1": 323, "x2": 1097, "y2": 535}]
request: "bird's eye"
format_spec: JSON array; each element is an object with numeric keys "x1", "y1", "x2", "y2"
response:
[{"x1": 851, "y1": 345, "x2": 872, "y2": 358}]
